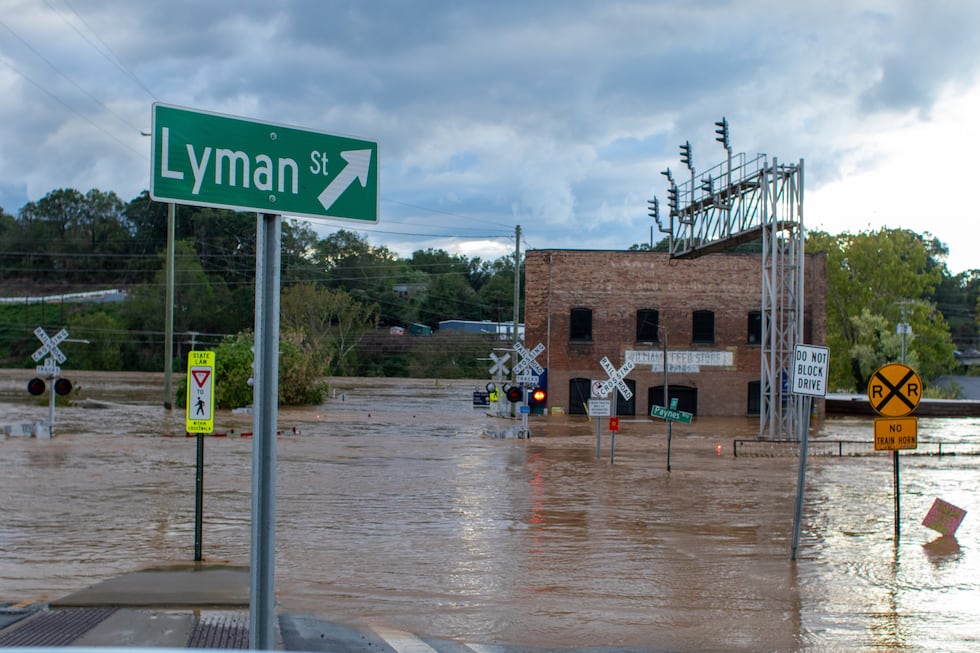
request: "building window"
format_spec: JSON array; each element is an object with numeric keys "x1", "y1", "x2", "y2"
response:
[
  {"x1": 570, "y1": 308, "x2": 592, "y2": 342},
  {"x1": 747, "y1": 380, "x2": 761, "y2": 415},
  {"x1": 636, "y1": 309, "x2": 659, "y2": 342},
  {"x1": 748, "y1": 311, "x2": 762, "y2": 345},
  {"x1": 692, "y1": 310, "x2": 714, "y2": 344}
]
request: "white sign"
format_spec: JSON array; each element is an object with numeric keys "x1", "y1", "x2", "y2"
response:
[
  {"x1": 513, "y1": 342, "x2": 545, "y2": 375},
  {"x1": 36, "y1": 358, "x2": 61, "y2": 376},
  {"x1": 597, "y1": 356, "x2": 634, "y2": 400},
  {"x1": 516, "y1": 373, "x2": 540, "y2": 385},
  {"x1": 31, "y1": 327, "x2": 69, "y2": 365},
  {"x1": 628, "y1": 349, "x2": 733, "y2": 371},
  {"x1": 590, "y1": 379, "x2": 607, "y2": 398},
  {"x1": 791, "y1": 344, "x2": 830, "y2": 397},
  {"x1": 488, "y1": 352, "x2": 510, "y2": 376},
  {"x1": 588, "y1": 398, "x2": 611, "y2": 416}
]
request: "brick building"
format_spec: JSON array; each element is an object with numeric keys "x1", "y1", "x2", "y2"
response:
[{"x1": 523, "y1": 250, "x2": 826, "y2": 417}]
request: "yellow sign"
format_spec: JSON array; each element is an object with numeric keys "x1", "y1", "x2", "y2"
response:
[
  {"x1": 867, "y1": 363, "x2": 922, "y2": 417},
  {"x1": 186, "y1": 350, "x2": 216, "y2": 434},
  {"x1": 874, "y1": 417, "x2": 917, "y2": 451}
]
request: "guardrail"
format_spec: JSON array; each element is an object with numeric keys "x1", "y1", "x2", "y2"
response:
[{"x1": 733, "y1": 439, "x2": 980, "y2": 458}]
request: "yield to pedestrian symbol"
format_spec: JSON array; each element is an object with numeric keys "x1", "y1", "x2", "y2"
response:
[{"x1": 186, "y1": 351, "x2": 215, "y2": 434}]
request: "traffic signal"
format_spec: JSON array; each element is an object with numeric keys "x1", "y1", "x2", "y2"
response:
[
  {"x1": 530, "y1": 387, "x2": 547, "y2": 404},
  {"x1": 667, "y1": 184, "x2": 679, "y2": 212},
  {"x1": 54, "y1": 378, "x2": 73, "y2": 396},
  {"x1": 27, "y1": 378, "x2": 45, "y2": 396},
  {"x1": 715, "y1": 117, "x2": 729, "y2": 149},
  {"x1": 505, "y1": 385, "x2": 523, "y2": 403},
  {"x1": 647, "y1": 197, "x2": 659, "y2": 221},
  {"x1": 701, "y1": 176, "x2": 713, "y2": 194},
  {"x1": 679, "y1": 141, "x2": 692, "y2": 168}
]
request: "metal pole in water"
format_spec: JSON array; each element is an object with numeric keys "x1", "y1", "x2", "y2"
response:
[
  {"x1": 250, "y1": 213, "x2": 281, "y2": 650},
  {"x1": 791, "y1": 397, "x2": 812, "y2": 561},
  {"x1": 893, "y1": 450, "x2": 901, "y2": 542},
  {"x1": 194, "y1": 433, "x2": 204, "y2": 561}
]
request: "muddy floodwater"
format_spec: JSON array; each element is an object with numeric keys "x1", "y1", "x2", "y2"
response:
[{"x1": 1, "y1": 370, "x2": 979, "y2": 651}]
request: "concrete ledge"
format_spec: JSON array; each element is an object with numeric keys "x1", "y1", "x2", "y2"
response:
[{"x1": 51, "y1": 564, "x2": 249, "y2": 609}]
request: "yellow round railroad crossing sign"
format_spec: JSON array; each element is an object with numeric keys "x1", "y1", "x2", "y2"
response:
[{"x1": 867, "y1": 362, "x2": 922, "y2": 417}]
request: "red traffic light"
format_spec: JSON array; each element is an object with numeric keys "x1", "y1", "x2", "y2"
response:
[
  {"x1": 530, "y1": 387, "x2": 547, "y2": 403},
  {"x1": 27, "y1": 378, "x2": 45, "y2": 396},
  {"x1": 54, "y1": 378, "x2": 73, "y2": 396},
  {"x1": 504, "y1": 385, "x2": 523, "y2": 403}
]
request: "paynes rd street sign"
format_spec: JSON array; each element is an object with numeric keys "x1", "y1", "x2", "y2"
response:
[
  {"x1": 151, "y1": 103, "x2": 378, "y2": 222},
  {"x1": 651, "y1": 404, "x2": 693, "y2": 424}
]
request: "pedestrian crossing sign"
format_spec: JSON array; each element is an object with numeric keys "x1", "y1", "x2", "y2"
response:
[{"x1": 186, "y1": 350, "x2": 216, "y2": 434}]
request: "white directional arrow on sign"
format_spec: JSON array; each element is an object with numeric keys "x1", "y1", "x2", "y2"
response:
[
  {"x1": 513, "y1": 342, "x2": 545, "y2": 375},
  {"x1": 597, "y1": 356, "x2": 634, "y2": 400},
  {"x1": 317, "y1": 149, "x2": 373, "y2": 211}
]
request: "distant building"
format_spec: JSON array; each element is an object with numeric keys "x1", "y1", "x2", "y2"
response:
[
  {"x1": 439, "y1": 320, "x2": 523, "y2": 340},
  {"x1": 392, "y1": 283, "x2": 426, "y2": 298},
  {"x1": 523, "y1": 250, "x2": 827, "y2": 417}
]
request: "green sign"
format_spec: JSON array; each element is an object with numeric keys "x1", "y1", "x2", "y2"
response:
[
  {"x1": 150, "y1": 103, "x2": 378, "y2": 222},
  {"x1": 651, "y1": 404, "x2": 693, "y2": 424}
]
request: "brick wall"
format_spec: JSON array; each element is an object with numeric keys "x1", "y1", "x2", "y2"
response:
[{"x1": 524, "y1": 250, "x2": 826, "y2": 417}]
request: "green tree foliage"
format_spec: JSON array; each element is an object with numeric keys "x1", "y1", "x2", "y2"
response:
[
  {"x1": 67, "y1": 311, "x2": 124, "y2": 370},
  {"x1": 280, "y1": 283, "x2": 378, "y2": 376},
  {"x1": 207, "y1": 330, "x2": 328, "y2": 408},
  {"x1": 807, "y1": 228, "x2": 956, "y2": 390}
]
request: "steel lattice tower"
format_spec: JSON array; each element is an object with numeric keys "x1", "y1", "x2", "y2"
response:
[{"x1": 652, "y1": 136, "x2": 805, "y2": 440}]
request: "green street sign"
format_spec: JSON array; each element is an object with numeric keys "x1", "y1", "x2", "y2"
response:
[
  {"x1": 150, "y1": 103, "x2": 378, "y2": 222},
  {"x1": 651, "y1": 404, "x2": 693, "y2": 424}
]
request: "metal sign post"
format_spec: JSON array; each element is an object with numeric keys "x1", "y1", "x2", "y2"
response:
[
  {"x1": 790, "y1": 344, "x2": 830, "y2": 561},
  {"x1": 596, "y1": 356, "x2": 634, "y2": 464},
  {"x1": 867, "y1": 362, "x2": 922, "y2": 544},
  {"x1": 186, "y1": 350, "x2": 215, "y2": 562},
  {"x1": 31, "y1": 327, "x2": 68, "y2": 436}
]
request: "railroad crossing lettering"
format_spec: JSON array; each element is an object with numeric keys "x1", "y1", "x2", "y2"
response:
[
  {"x1": 513, "y1": 343, "x2": 545, "y2": 376},
  {"x1": 867, "y1": 363, "x2": 922, "y2": 417},
  {"x1": 597, "y1": 356, "x2": 634, "y2": 400},
  {"x1": 32, "y1": 327, "x2": 68, "y2": 364}
]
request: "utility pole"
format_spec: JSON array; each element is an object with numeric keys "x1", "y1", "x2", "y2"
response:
[
  {"x1": 512, "y1": 225, "x2": 521, "y2": 418},
  {"x1": 164, "y1": 203, "x2": 176, "y2": 409}
]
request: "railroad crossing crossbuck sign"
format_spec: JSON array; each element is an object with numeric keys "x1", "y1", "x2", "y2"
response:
[
  {"x1": 867, "y1": 363, "x2": 922, "y2": 417},
  {"x1": 597, "y1": 356, "x2": 634, "y2": 400},
  {"x1": 32, "y1": 327, "x2": 68, "y2": 375},
  {"x1": 488, "y1": 352, "x2": 510, "y2": 377},
  {"x1": 514, "y1": 343, "x2": 544, "y2": 384}
]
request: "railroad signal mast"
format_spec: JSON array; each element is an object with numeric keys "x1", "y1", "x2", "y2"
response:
[{"x1": 650, "y1": 118, "x2": 805, "y2": 441}]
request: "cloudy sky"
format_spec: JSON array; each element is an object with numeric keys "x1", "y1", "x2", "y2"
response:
[{"x1": 1, "y1": 0, "x2": 979, "y2": 273}]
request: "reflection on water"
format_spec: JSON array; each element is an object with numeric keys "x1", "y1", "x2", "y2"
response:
[{"x1": 1, "y1": 371, "x2": 979, "y2": 651}]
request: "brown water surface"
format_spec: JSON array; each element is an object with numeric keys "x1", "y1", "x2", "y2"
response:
[{"x1": 1, "y1": 371, "x2": 978, "y2": 651}]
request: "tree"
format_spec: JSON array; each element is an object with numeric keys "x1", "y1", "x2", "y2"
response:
[
  {"x1": 807, "y1": 228, "x2": 956, "y2": 390},
  {"x1": 280, "y1": 283, "x2": 378, "y2": 376},
  {"x1": 67, "y1": 311, "x2": 124, "y2": 370}
]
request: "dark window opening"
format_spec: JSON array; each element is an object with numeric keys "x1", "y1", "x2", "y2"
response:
[
  {"x1": 748, "y1": 380, "x2": 761, "y2": 415},
  {"x1": 570, "y1": 308, "x2": 592, "y2": 342},
  {"x1": 692, "y1": 310, "x2": 715, "y2": 344},
  {"x1": 568, "y1": 377, "x2": 591, "y2": 415},
  {"x1": 748, "y1": 311, "x2": 762, "y2": 345},
  {"x1": 636, "y1": 309, "x2": 659, "y2": 342}
]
